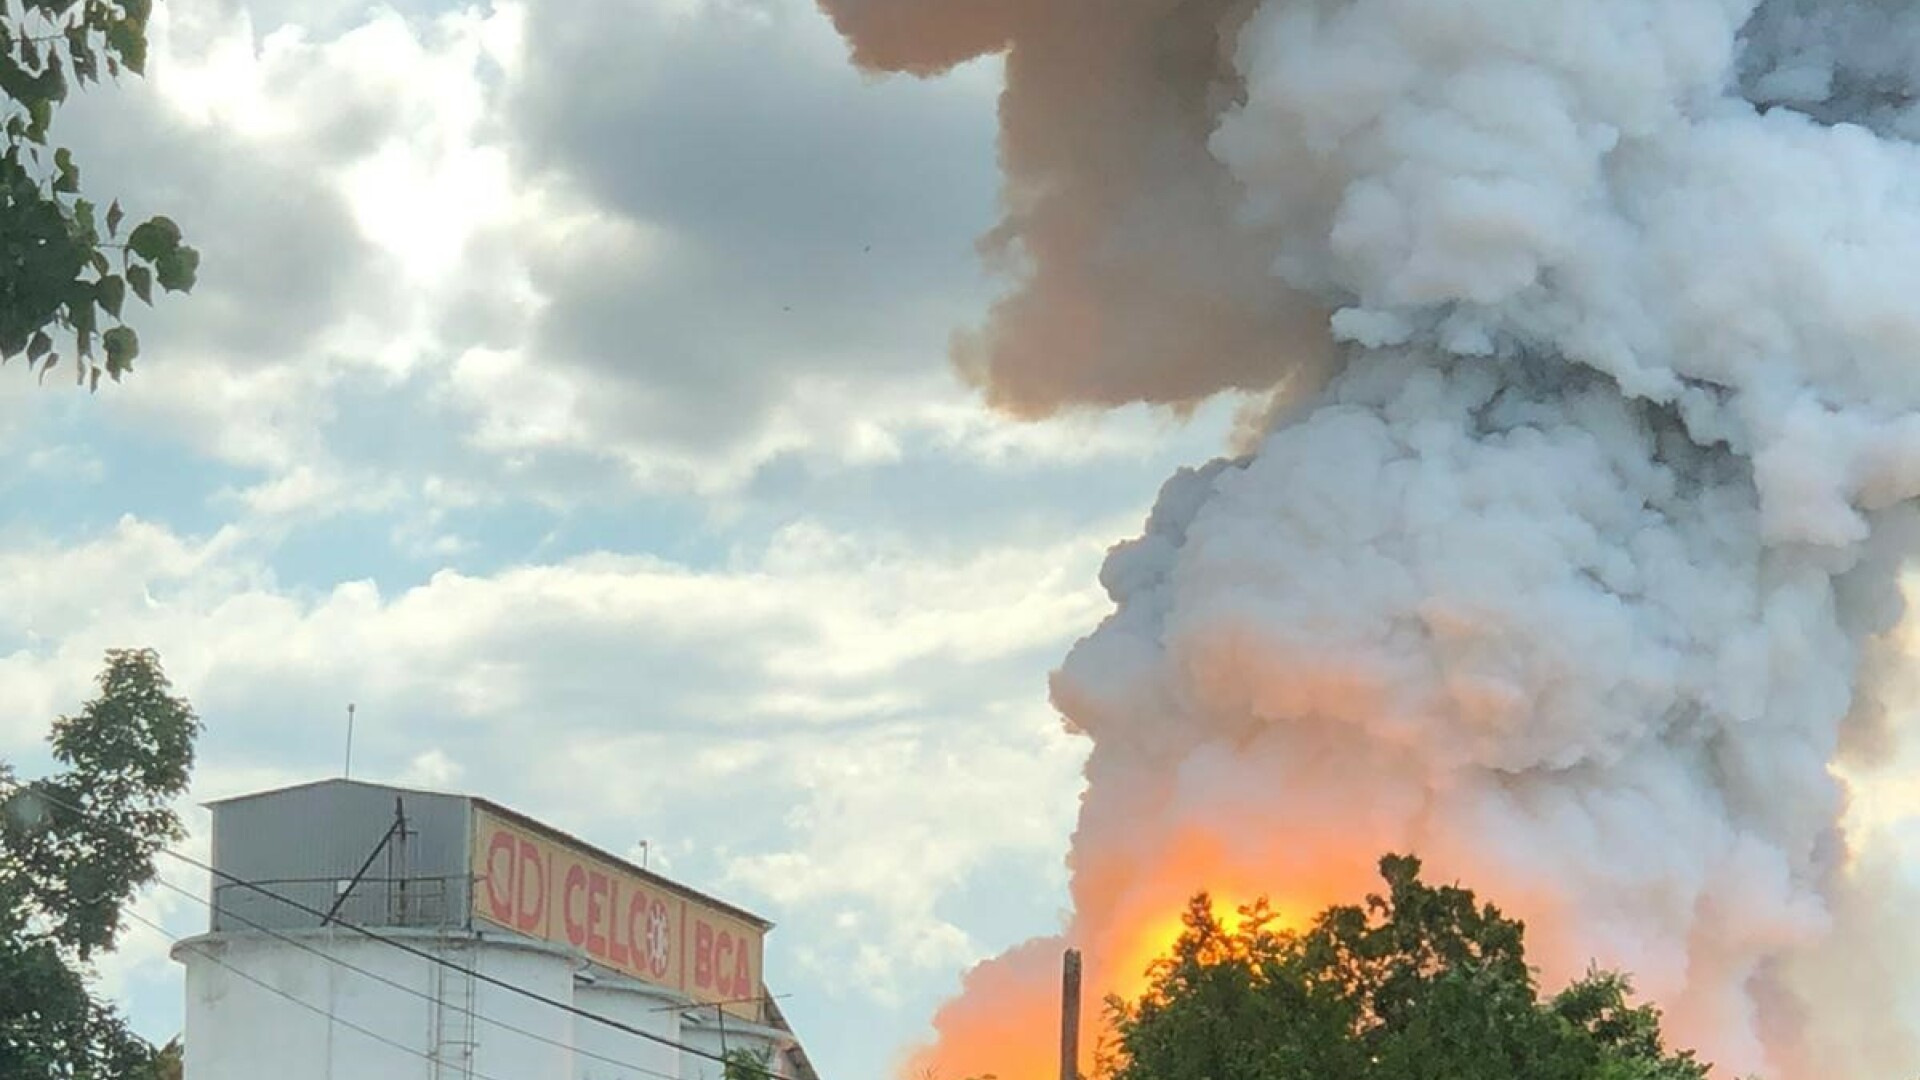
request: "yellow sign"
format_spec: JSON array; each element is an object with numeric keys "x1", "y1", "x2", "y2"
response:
[{"x1": 471, "y1": 807, "x2": 765, "y2": 1017}]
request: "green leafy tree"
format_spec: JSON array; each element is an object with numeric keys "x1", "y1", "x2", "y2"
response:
[
  {"x1": 723, "y1": 1046, "x2": 777, "y2": 1080},
  {"x1": 0, "y1": 0, "x2": 197, "y2": 389},
  {"x1": 139, "y1": 1037, "x2": 180, "y2": 1080},
  {"x1": 0, "y1": 648, "x2": 201, "y2": 1080},
  {"x1": 1102, "y1": 855, "x2": 1719, "y2": 1080}
]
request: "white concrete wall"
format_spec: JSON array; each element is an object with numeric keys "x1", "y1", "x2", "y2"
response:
[
  {"x1": 574, "y1": 979, "x2": 684, "y2": 1080},
  {"x1": 176, "y1": 930, "x2": 802, "y2": 1080},
  {"x1": 177, "y1": 930, "x2": 578, "y2": 1080},
  {"x1": 678, "y1": 1021, "x2": 791, "y2": 1080}
]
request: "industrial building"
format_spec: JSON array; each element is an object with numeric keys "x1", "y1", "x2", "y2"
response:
[{"x1": 170, "y1": 779, "x2": 820, "y2": 1080}]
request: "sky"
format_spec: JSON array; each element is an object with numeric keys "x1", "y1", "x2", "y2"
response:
[{"x1": 0, "y1": 1, "x2": 1259, "y2": 1076}]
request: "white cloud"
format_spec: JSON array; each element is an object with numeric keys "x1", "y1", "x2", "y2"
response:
[
  {"x1": 394, "y1": 748, "x2": 465, "y2": 789},
  {"x1": 0, "y1": 509, "x2": 1121, "y2": 1027},
  {"x1": 0, "y1": 3, "x2": 1259, "y2": 1076},
  {"x1": 723, "y1": 703, "x2": 1084, "y2": 1003},
  {"x1": 36, "y1": 0, "x2": 1213, "y2": 526}
]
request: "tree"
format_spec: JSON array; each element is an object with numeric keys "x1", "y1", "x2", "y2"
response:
[
  {"x1": 145, "y1": 1036, "x2": 181, "y2": 1080},
  {"x1": 723, "y1": 1046, "x2": 777, "y2": 1080},
  {"x1": 0, "y1": 648, "x2": 201, "y2": 1080},
  {"x1": 1102, "y1": 855, "x2": 1717, "y2": 1080},
  {"x1": 0, "y1": 0, "x2": 198, "y2": 389}
]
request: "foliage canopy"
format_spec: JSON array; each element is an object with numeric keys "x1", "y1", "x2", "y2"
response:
[
  {"x1": 1101, "y1": 855, "x2": 1718, "y2": 1080},
  {"x1": 0, "y1": 648, "x2": 200, "y2": 1079},
  {"x1": 0, "y1": 0, "x2": 197, "y2": 389}
]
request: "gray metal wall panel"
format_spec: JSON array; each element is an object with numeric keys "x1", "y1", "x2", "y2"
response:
[{"x1": 207, "y1": 780, "x2": 474, "y2": 933}]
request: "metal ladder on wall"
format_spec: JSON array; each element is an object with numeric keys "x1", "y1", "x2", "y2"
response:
[{"x1": 427, "y1": 937, "x2": 479, "y2": 1080}]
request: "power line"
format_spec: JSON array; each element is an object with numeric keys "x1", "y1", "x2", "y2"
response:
[
  {"x1": 141, "y1": 871, "x2": 684, "y2": 1080},
  {"x1": 0, "y1": 779, "x2": 784, "y2": 1080},
  {"x1": 119, "y1": 905, "x2": 527, "y2": 1080}
]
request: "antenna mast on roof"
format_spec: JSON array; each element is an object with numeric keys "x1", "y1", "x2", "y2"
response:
[{"x1": 344, "y1": 703, "x2": 357, "y2": 779}]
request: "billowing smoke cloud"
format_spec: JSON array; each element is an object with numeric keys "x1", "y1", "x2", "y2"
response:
[
  {"x1": 819, "y1": 0, "x2": 1920, "y2": 1076},
  {"x1": 819, "y1": 0, "x2": 1331, "y2": 416}
]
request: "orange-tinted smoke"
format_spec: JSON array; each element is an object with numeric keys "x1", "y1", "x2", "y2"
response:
[
  {"x1": 816, "y1": 0, "x2": 1331, "y2": 418},
  {"x1": 903, "y1": 823, "x2": 1372, "y2": 1080}
]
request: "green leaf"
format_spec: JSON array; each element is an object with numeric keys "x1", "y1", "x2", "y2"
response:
[
  {"x1": 67, "y1": 294, "x2": 95, "y2": 358},
  {"x1": 45, "y1": 50, "x2": 67, "y2": 103},
  {"x1": 97, "y1": 274, "x2": 124, "y2": 318},
  {"x1": 38, "y1": 351, "x2": 58, "y2": 381},
  {"x1": 126, "y1": 263, "x2": 152, "y2": 305},
  {"x1": 126, "y1": 215, "x2": 180, "y2": 260},
  {"x1": 67, "y1": 27, "x2": 94, "y2": 85},
  {"x1": 105, "y1": 199, "x2": 122, "y2": 238},
  {"x1": 89, "y1": 249, "x2": 109, "y2": 276},
  {"x1": 102, "y1": 325, "x2": 136, "y2": 372},
  {"x1": 27, "y1": 97, "x2": 51, "y2": 142},
  {"x1": 70, "y1": 288, "x2": 95, "y2": 328},
  {"x1": 0, "y1": 323, "x2": 27, "y2": 360},
  {"x1": 28, "y1": 330, "x2": 51, "y2": 361},
  {"x1": 105, "y1": 20, "x2": 145, "y2": 76},
  {"x1": 154, "y1": 245, "x2": 198, "y2": 293}
]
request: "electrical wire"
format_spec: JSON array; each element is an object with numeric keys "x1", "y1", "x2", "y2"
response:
[
  {"x1": 141, "y1": 871, "x2": 685, "y2": 1080},
  {"x1": 119, "y1": 905, "x2": 529, "y2": 1080},
  {"x1": 0, "y1": 779, "x2": 785, "y2": 1080}
]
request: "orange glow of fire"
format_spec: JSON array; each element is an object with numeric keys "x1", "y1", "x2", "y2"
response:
[
  {"x1": 1108, "y1": 894, "x2": 1290, "y2": 999},
  {"x1": 904, "y1": 833, "x2": 1375, "y2": 1080}
]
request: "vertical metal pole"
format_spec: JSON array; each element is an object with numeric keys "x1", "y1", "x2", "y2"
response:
[
  {"x1": 344, "y1": 703, "x2": 356, "y2": 778},
  {"x1": 1061, "y1": 948, "x2": 1082, "y2": 1080},
  {"x1": 393, "y1": 797, "x2": 410, "y2": 925}
]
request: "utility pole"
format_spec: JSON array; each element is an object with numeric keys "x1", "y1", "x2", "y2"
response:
[
  {"x1": 1061, "y1": 948, "x2": 1082, "y2": 1080},
  {"x1": 390, "y1": 796, "x2": 410, "y2": 925}
]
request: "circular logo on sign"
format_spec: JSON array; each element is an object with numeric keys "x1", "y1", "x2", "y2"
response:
[{"x1": 645, "y1": 899, "x2": 672, "y2": 978}]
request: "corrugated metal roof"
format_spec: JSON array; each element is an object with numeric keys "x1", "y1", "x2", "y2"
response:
[
  {"x1": 202, "y1": 776, "x2": 463, "y2": 808},
  {"x1": 205, "y1": 778, "x2": 474, "y2": 933},
  {"x1": 205, "y1": 778, "x2": 773, "y2": 932}
]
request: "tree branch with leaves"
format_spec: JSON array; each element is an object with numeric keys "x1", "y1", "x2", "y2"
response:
[
  {"x1": 0, "y1": 0, "x2": 197, "y2": 389},
  {"x1": 1102, "y1": 855, "x2": 1732, "y2": 1080},
  {"x1": 0, "y1": 648, "x2": 201, "y2": 1080}
]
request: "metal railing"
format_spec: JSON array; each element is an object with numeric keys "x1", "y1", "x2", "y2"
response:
[{"x1": 211, "y1": 874, "x2": 469, "y2": 932}]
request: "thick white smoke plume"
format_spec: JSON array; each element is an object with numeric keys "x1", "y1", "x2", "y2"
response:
[{"x1": 818, "y1": 0, "x2": 1920, "y2": 1076}]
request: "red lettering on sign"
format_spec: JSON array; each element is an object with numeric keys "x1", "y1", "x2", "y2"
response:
[
  {"x1": 485, "y1": 831, "x2": 514, "y2": 923},
  {"x1": 694, "y1": 919, "x2": 714, "y2": 988},
  {"x1": 587, "y1": 870, "x2": 610, "y2": 958},
  {"x1": 716, "y1": 930, "x2": 735, "y2": 997},
  {"x1": 563, "y1": 864, "x2": 589, "y2": 948},
  {"x1": 478, "y1": 818, "x2": 766, "y2": 1009},
  {"x1": 608, "y1": 879, "x2": 632, "y2": 967},
  {"x1": 515, "y1": 838, "x2": 546, "y2": 934},
  {"x1": 625, "y1": 890, "x2": 649, "y2": 972}
]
